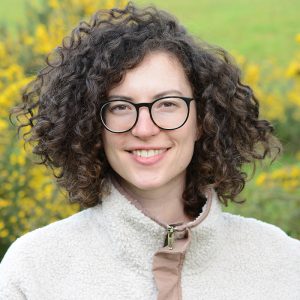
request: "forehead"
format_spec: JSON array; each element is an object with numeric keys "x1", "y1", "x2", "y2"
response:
[{"x1": 107, "y1": 51, "x2": 192, "y2": 100}]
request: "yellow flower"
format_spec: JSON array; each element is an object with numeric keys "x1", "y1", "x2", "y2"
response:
[
  {"x1": 5, "y1": 64, "x2": 24, "y2": 81},
  {"x1": 0, "y1": 0, "x2": 127, "y2": 243},
  {"x1": 288, "y1": 179, "x2": 299, "y2": 189},
  {"x1": 286, "y1": 61, "x2": 300, "y2": 77},
  {"x1": 290, "y1": 166, "x2": 300, "y2": 177},
  {"x1": 235, "y1": 54, "x2": 246, "y2": 66},
  {"x1": 295, "y1": 33, "x2": 300, "y2": 43},
  {"x1": 270, "y1": 168, "x2": 286, "y2": 180},
  {"x1": 34, "y1": 24, "x2": 54, "y2": 54},
  {"x1": 49, "y1": 0, "x2": 60, "y2": 9},
  {"x1": 119, "y1": 0, "x2": 128, "y2": 8},
  {"x1": 10, "y1": 153, "x2": 18, "y2": 165},
  {"x1": 0, "y1": 220, "x2": 5, "y2": 229},
  {"x1": 0, "y1": 42, "x2": 6, "y2": 61},
  {"x1": 9, "y1": 216, "x2": 17, "y2": 224},
  {"x1": 0, "y1": 229, "x2": 9, "y2": 238},
  {"x1": 256, "y1": 173, "x2": 267, "y2": 186},
  {"x1": 17, "y1": 190, "x2": 26, "y2": 198},
  {"x1": 35, "y1": 206, "x2": 44, "y2": 217},
  {"x1": 288, "y1": 91, "x2": 300, "y2": 107},
  {"x1": 0, "y1": 119, "x2": 8, "y2": 130},
  {"x1": 106, "y1": 0, "x2": 118, "y2": 8},
  {"x1": 244, "y1": 63, "x2": 260, "y2": 85},
  {"x1": 262, "y1": 94, "x2": 285, "y2": 121},
  {"x1": 17, "y1": 154, "x2": 26, "y2": 166},
  {"x1": 22, "y1": 34, "x2": 34, "y2": 46},
  {"x1": 18, "y1": 210, "x2": 26, "y2": 219},
  {"x1": 41, "y1": 183, "x2": 54, "y2": 200},
  {"x1": 0, "y1": 199, "x2": 11, "y2": 208}
]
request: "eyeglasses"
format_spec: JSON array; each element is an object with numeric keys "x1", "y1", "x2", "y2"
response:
[{"x1": 100, "y1": 96, "x2": 195, "y2": 133}]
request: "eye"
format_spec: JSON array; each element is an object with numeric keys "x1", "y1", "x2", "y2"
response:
[
  {"x1": 161, "y1": 101, "x2": 176, "y2": 107},
  {"x1": 107, "y1": 101, "x2": 134, "y2": 114},
  {"x1": 154, "y1": 98, "x2": 182, "y2": 111}
]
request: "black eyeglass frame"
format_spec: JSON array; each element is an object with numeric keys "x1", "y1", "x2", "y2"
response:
[{"x1": 99, "y1": 96, "x2": 195, "y2": 133}]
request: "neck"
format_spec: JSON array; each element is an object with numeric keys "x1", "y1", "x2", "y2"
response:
[{"x1": 114, "y1": 174, "x2": 192, "y2": 225}]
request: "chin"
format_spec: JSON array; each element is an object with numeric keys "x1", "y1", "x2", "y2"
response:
[
  {"x1": 124, "y1": 175, "x2": 167, "y2": 191},
  {"x1": 131, "y1": 180, "x2": 162, "y2": 191}
]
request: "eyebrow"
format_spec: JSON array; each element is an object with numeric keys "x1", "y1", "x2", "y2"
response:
[{"x1": 107, "y1": 90, "x2": 184, "y2": 101}]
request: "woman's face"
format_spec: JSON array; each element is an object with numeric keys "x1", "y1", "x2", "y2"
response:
[{"x1": 102, "y1": 51, "x2": 199, "y2": 193}]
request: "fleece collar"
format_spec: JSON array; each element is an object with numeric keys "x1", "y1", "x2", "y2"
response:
[{"x1": 92, "y1": 183, "x2": 223, "y2": 274}]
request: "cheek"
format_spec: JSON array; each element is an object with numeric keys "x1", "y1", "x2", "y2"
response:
[
  {"x1": 175, "y1": 128, "x2": 197, "y2": 164},
  {"x1": 102, "y1": 132, "x2": 117, "y2": 161},
  {"x1": 101, "y1": 132, "x2": 109, "y2": 152},
  {"x1": 101, "y1": 132, "x2": 128, "y2": 172}
]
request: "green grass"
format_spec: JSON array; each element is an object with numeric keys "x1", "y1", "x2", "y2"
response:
[
  {"x1": 0, "y1": 0, "x2": 299, "y2": 65},
  {"x1": 0, "y1": 0, "x2": 26, "y2": 30},
  {"x1": 134, "y1": 0, "x2": 300, "y2": 65}
]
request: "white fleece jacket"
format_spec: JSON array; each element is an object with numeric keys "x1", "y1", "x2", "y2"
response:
[{"x1": 0, "y1": 185, "x2": 299, "y2": 300}]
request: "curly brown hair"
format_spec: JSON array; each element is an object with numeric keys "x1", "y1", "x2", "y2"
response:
[{"x1": 10, "y1": 3, "x2": 281, "y2": 218}]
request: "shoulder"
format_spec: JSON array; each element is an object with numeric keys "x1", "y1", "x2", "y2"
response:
[
  {"x1": 1, "y1": 205, "x2": 103, "y2": 268},
  {"x1": 0, "y1": 205, "x2": 109, "y2": 297},
  {"x1": 17, "y1": 206, "x2": 98, "y2": 243},
  {"x1": 221, "y1": 211, "x2": 300, "y2": 245},
  {"x1": 220, "y1": 211, "x2": 300, "y2": 262}
]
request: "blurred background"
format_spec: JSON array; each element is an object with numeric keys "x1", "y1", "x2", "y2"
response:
[{"x1": 0, "y1": 0, "x2": 299, "y2": 260}]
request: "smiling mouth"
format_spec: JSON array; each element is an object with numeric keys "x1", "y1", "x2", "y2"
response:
[{"x1": 130, "y1": 149, "x2": 168, "y2": 158}]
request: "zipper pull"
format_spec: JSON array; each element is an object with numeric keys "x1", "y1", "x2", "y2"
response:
[{"x1": 167, "y1": 225, "x2": 175, "y2": 250}]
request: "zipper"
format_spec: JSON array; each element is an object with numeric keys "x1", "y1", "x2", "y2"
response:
[
  {"x1": 167, "y1": 225, "x2": 175, "y2": 250},
  {"x1": 166, "y1": 222, "x2": 185, "y2": 250}
]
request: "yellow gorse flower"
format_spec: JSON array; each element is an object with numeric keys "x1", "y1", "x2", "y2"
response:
[
  {"x1": 0, "y1": 0, "x2": 131, "y2": 246},
  {"x1": 49, "y1": 0, "x2": 60, "y2": 9},
  {"x1": 244, "y1": 63, "x2": 260, "y2": 85},
  {"x1": 255, "y1": 165, "x2": 300, "y2": 192},
  {"x1": 286, "y1": 61, "x2": 300, "y2": 77}
]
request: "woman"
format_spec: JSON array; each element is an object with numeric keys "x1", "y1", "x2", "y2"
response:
[{"x1": 0, "y1": 3, "x2": 299, "y2": 300}]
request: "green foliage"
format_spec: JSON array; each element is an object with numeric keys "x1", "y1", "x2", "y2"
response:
[
  {"x1": 0, "y1": 0, "x2": 126, "y2": 261},
  {"x1": 225, "y1": 167, "x2": 300, "y2": 239},
  {"x1": 135, "y1": 0, "x2": 300, "y2": 65}
]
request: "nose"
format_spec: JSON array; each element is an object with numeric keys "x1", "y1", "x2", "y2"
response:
[{"x1": 131, "y1": 107, "x2": 160, "y2": 138}]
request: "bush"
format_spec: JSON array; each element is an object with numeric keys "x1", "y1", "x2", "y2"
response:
[{"x1": 0, "y1": 0, "x2": 126, "y2": 260}]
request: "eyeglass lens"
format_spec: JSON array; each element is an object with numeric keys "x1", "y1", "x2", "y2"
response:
[{"x1": 101, "y1": 97, "x2": 190, "y2": 133}]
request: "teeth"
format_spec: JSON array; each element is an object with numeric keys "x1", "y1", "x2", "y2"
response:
[{"x1": 132, "y1": 149, "x2": 165, "y2": 158}]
